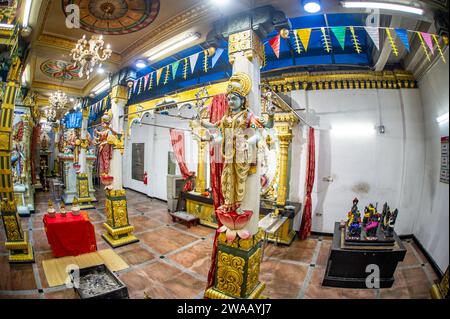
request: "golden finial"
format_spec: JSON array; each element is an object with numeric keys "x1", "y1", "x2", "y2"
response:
[{"x1": 48, "y1": 199, "x2": 53, "y2": 208}]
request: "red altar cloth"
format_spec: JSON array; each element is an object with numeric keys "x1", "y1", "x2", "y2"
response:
[{"x1": 43, "y1": 212, "x2": 97, "y2": 257}]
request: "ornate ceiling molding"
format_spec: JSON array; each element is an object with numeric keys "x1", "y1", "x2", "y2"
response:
[
  {"x1": 121, "y1": 2, "x2": 219, "y2": 63},
  {"x1": 31, "y1": 81, "x2": 82, "y2": 95}
]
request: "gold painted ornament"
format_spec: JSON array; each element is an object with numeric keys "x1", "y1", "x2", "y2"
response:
[
  {"x1": 280, "y1": 29, "x2": 290, "y2": 39},
  {"x1": 207, "y1": 47, "x2": 216, "y2": 57}
]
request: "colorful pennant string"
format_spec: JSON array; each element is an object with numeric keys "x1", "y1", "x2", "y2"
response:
[
  {"x1": 421, "y1": 32, "x2": 434, "y2": 55},
  {"x1": 183, "y1": 58, "x2": 188, "y2": 80},
  {"x1": 163, "y1": 65, "x2": 170, "y2": 85},
  {"x1": 364, "y1": 26, "x2": 380, "y2": 50},
  {"x1": 143, "y1": 74, "x2": 150, "y2": 90},
  {"x1": 320, "y1": 27, "x2": 332, "y2": 53},
  {"x1": 417, "y1": 32, "x2": 431, "y2": 62},
  {"x1": 156, "y1": 68, "x2": 163, "y2": 85},
  {"x1": 297, "y1": 28, "x2": 312, "y2": 52},
  {"x1": 293, "y1": 29, "x2": 302, "y2": 54},
  {"x1": 189, "y1": 53, "x2": 199, "y2": 74},
  {"x1": 385, "y1": 28, "x2": 399, "y2": 56},
  {"x1": 349, "y1": 27, "x2": 361, "y2": 54},
  {"x1": 171, "y1": 61, "x2": 180, "y2": 80},
  {"x1": 211, "y1": 48, "x2": 224, "y2": 68},
  {"x1": 203, "y1": 50, "x2": 208, "y2": 73},
  {"x1": 149, "y1": 72, "x2": 154, "y2": 91},
  {"x1": 330, "y1": 26, "x2": 346, "y2": 50},
  {"x1": 395, "y1": 28, "x2": 410, "y2": 52},
  {"x1": 269, "y1": 34, "x2": 281, "y2": 58},
  {"x1": 432, "y1": 34, "x2": 446, "y2": 63}
]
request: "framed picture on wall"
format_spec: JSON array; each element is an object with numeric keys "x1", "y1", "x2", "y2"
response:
[{"x1": 132, "y1": 143, "x2": 145, "y2": 182}]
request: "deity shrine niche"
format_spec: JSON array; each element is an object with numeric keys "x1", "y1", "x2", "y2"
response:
[
  {"x1": 59, "y1": 127, "x2": 96, "y2": 205},
  {"x1": 12, "y1": 101, "x2": 35, "y2": 216}
]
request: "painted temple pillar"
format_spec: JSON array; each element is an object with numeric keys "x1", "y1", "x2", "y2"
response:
[
  {"x1": 205, "y1": 30, "x2": 266, "y2": 299},
  {"x1": 0, "y1": 56, "x2": 34, "y2": 263},
  {"x1": 191, "y1": 125, "x2": 207, "y2": 193},
  {"x1": 76, "y1": 107, "x2": 95, "y2": 209},
  {"x1": 102, "y1": 85, "x2": 138, "y2": 248}
]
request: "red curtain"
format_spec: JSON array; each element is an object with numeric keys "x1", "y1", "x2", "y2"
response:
[
  {"x1": 299, "y1": 127, "x2": 316, "y2": 240},
  {"x1": 206, "y1": 94, "x2": 228, "y2": 290},
  {"x1": 169, "y1": 129, "x2": 194, "y2": 191}
]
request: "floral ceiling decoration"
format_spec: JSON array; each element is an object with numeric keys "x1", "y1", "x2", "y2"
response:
[
  {"x1": 40, "y1": 60, "x2": 82, "y2": 81},
  {"x1": 61, "y1": 0, "x2": 160, "y2": 35}
]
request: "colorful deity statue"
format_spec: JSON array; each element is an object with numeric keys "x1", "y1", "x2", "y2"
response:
[
  {"x1": 384, "y1": 208, "x2": 398, "y2": 237},
  {"x1": 347, "y1": 198, "x2": 362, "y2": 239},
  {"x1": 11, "y1": 120, "x2": 25, "y2": 184},
  {"x1": 94, "y1": 110, "x2": 116, "y2": 177},
  {"x1": 67, "y1": 128, "x2": 81, "y2": 163},
  {"x1": 198, "y1": 73, "x2": 274, "y2": 241},
  {"x1": 200, "y1": 72, "x2": 275, "y2": 213},
  {"x1": 364, "y1": 203, "x2": 379, "y2": 239}
]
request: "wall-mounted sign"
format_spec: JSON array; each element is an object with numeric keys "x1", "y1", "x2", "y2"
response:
[{"x1": 440, "y1": 136, "x2": 449, "y2": 184}]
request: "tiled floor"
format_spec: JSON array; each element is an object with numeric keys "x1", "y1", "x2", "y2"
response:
[{"x1": 0, "y1": 188, "x2": 440, "y2": 299}]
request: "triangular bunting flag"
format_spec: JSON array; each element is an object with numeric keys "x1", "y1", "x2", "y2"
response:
[
  {"x1": 189, "y1": 53, "x2": 200, "y2": 74},
  {"x1": 321, "y1": 27, "x2": 332, "y2": 53},
  {"x1": 268, "y1": 34, "x2": 281, "y2": 58},
  {"x1": 156, "y1": 68, "x2": 163, "y2": 85},
  {"x1": 420, "y1": 32, "x2": 434, "y2": 55},
  {"x1": 143, "y1": 74, "x2": 150, "y2": 90},
  {"x1": 385, "y1": 28, "x2": 399, "y2": 56},
  {"x1": 211, "y1": 48, "x2": 224, "y2": 68},
  {"x1": 417, "y1": 32, "x2": 431, "y2": 61},
  {"x1": 133, "y1": 80, "x2": 138, "y2": 93},
  {"x1": 364, "y1": 26, "x2": 380, "y2": 50},
  {"x1": 171, "y1": 61, "x2": 180, "y2": 80},
  {"x1": 395, "y1": 28, "x2": 410, "y2": 52},
  {"x1": 297, "y1": 28, "x2": 312, "y2": 52},
  {"x1": 330, "y1": 27, "x2": 346, "y2": 50}
]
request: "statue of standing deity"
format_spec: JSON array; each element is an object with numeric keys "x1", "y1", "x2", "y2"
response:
[
  {"x1": 94, "y1": 110, "x2": 116, "y2": 177},
  {"x1": 198, "y1": 73, "x2": 274, "y2": 241}
]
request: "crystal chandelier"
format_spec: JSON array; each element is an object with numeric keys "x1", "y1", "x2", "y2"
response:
[
  {"x1": 49, "y1": 90, "x2": 68, "y2": 109},
  {"x1": 70, "y1": 34, "x2": 112, "y2": 79},
  {"x1": 45, "y1": 107, "x2": 57, "y2": 122}
]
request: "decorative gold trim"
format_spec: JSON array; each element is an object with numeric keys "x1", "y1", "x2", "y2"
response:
[
  {"x1": 103, "y1": 222, "x2": 134, "y2": 236},
  {"x1": 102, "y1": 232, "x2": 139, "y2": 248},
  {"x1": 204, "y1": 282, "x2": 266, "y2": 299}
]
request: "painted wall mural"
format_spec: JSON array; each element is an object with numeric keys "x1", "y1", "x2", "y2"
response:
[
  {"x1": 40, "y1": 59, "x2": 82, "y2": 81},
  {"x1": 61, "y1": 0, "x2": 160, "y2": 35}
]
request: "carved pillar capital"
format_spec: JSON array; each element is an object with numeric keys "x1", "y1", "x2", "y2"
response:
[
  {"x1": 109, "y1": 85, "x2": 129, "y2": 104},
  {"x1": 228, "y1": 30, "x2": 265, "y2": 65}
]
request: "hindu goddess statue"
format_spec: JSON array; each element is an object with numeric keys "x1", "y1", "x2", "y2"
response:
[
  {"x1": 200, "y1": 72, "x2": 275, "y2": 215},
  {"x1": 94, "y1": 110, "x2": 116, "y2": 177}
]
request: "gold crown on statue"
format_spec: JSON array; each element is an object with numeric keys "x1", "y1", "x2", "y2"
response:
[
  {"x1": 226, "y1": 72, "x2": 252, "y2": 97},
  {"x1": 101, "y1": 110, "x2": 112, "y2": 123}
]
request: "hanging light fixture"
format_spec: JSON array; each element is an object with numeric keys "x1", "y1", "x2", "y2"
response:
[
  {"x1": 44, "y1": 107, "x2": 57, "y2": 122},
  {"x1": 49, "y1": 90, "x2": 68, "y2": 109},
  {"x1": 70, "y1": 34, "x2": 112, "y2": 79}
]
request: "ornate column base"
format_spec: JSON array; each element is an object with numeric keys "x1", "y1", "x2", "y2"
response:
[
  {"x1": 430, "y1": 267, "x2": 448, "y2": 299},
  {"x1": 102, "y1": 189, "x2": 138, "y2": 248},
  {"x1": 5, "y1": 232, "x2": 35, "y2": 263},
  {"x1": 204, "y1": 230, "x2": 266, "y2": 299},
  {"x1": 76, "y1": 174, "x2": 95, "y2": 210}
]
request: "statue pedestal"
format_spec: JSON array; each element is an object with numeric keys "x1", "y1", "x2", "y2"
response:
[
  {"x1": 59, "y1": 153, "x2": 96, "y2": 204},
  {"x1": 13, "y1": 184, "x2": 30, "y2": 216},
  {"x1": 102, "y1": 189, "x2": 138, "y2": 248},
  {"x1": 204, "y1": 230, "x2": 265, "y2": 299}
]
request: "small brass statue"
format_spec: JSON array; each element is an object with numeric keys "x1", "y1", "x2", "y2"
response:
[{"x1": 346, "y1": 198, "x2": 361, "y2": 239}]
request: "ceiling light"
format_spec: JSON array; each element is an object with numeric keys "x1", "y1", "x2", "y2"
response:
[
  {"x1": 437, "y1": 112, "x2": 449, "y2": 124},
  {"x1": 147, "y1": 33, "x2": 201, "y2": 61},
  {"x1": 135, "y1": 60, "x2": 147, "y2": 69},
  {"x1": 97, "y1": 66, "x2": 105, "y2": 74},
  {"x1": 341, "y1": 1, "x2": 423, "y2": 15},
  {"x1": 303, "y1": 0, "x2": 321, "y2": 13},
  {"x1": 211, "y1": 0, "x2": 230, "y2": 6},
  {"x1": 23, "y1": 0, "x2": 33, "y2": 28}
]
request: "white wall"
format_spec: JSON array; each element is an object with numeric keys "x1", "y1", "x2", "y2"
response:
[
  {"x1": 415, "y1": 49, "x2": 449, "y2": 273},
  {"x1": 124, "y1": 113, "x2": 198, "y2": 201},
  {"x1": 290, "y1": 87, "x2": 425, "y2": 236}
]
